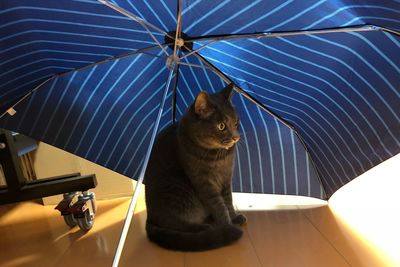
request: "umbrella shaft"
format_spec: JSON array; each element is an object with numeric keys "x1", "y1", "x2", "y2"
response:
[{"x1": 112, "y1": 63, "x2": 177, "y2": 267}]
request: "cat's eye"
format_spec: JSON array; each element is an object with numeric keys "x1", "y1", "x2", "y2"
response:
[
  {"x1": 235, "y1": 120, "x2": 239, "y2": 127},
  {"x1": 217, "y1": 122, "x2": 225, "y2": 131}
]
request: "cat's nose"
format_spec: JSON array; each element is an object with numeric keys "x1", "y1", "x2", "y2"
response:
[{"x1": 232, "y1": 136, "x2": 240, "y2": 142}]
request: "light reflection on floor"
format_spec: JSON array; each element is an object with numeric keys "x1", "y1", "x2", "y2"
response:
[{"x1": 330, "y1": 153, "x2": 400, "y2": 266}]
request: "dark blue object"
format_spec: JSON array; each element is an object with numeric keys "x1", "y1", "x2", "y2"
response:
[{"x1": 1, "y1": 0, "x2": 399, "y2": 199}]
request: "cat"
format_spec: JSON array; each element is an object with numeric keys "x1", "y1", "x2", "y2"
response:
[{"x1": 144, "y1": 83, "x2": 247, "y2": 252}]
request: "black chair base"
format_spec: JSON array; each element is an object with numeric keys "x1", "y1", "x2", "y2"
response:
[
  {"x1": 0, "y1": 172, "x2": 97, "y2": 205},
  {"x1": 0, "y1": 129, "x2": 97, "y2": 205}
]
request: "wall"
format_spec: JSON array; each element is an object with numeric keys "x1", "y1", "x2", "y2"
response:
[{"x1": 33, "y1": 142, "x2": 134, "y2": 205}]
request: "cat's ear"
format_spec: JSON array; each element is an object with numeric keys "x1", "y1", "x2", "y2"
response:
[
  {"x1": 221, "y1": 83, "x2": 234, "y2": 100},
  {"x1": 194, "y1": 91, "x2": 214, "y2": 118}
]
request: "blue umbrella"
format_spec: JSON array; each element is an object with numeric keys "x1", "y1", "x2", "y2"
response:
[
  {"x1": 1, "y1": 1, "x2": 399, "y2": 204},
  {"x1": 2, "y1": 0, "x2": 400, "y2": 263}
]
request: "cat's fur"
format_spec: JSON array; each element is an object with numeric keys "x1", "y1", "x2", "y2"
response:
[{"x1": 144, "y1": 84, "x2": 247, "y2": 251}]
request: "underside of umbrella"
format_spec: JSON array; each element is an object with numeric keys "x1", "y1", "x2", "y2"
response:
[{"x1": 1, "y1": 0, "x2": 399, "y2": 201}]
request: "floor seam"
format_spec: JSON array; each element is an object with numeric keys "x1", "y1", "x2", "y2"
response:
[
  {"x1": 241, "y1": 211, "x2": 264, "y2": 267},
  {"x1": 296, "y1": 205, "x2": 353, "y2": 267}
]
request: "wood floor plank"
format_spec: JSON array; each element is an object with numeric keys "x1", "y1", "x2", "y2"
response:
[
  {"x1": 0, "y1": 198, "x2": 131, "y2": 267},
  {"x1": 46, "y1": 197, "x2": 131, "y2": 267},
  {"x1": 0, "y1": 202, "x2": 69, "y2": 267},
  {"x1": 299, "y1": 205, "x2": 388, "y2": 267},
  {"x1": 2, "y1": 192, "x2": 384, "y2": 267},
  {"x1": 243, "y1": 208, "x2": 351, "y2": 267},
  {"x1": 119, "y1": 190, "x2": 185, "y2": 267}
]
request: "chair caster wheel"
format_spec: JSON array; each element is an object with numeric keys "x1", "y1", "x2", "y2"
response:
[
  {"x1": 63, "y1": 213, "x2": 77, "y2": 228},
  {"x1": 55, "y1": 191, "x2": 96, "y2": 231}
]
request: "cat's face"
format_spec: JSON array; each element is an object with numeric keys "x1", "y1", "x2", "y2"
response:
[{"x1": 188, "y1": 84, "x2": 240, "y2": 150}]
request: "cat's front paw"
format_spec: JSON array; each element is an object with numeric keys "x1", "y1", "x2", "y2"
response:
[{"x1": 232, "y1": 214, "x2": 247, "y2": 226}]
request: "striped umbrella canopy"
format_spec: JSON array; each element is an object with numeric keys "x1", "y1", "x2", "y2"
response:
[{"x1": 1, "y1": 0, "x2": 400, "y2": 200}]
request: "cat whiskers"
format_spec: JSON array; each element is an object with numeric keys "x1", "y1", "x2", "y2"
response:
[
  {"x1": 220, "y1": 149, "x2": 227, "y2": 160},
  {"x1": 234, "y1": 137, "x2": 245, "y2": 153}
]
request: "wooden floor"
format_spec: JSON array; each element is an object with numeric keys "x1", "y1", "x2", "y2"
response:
[
  {"x1": 0, "y1": 192, "x2": 388, "y2": 267},
  {"x1": 0, "y1": 197, "x2": 131, "y2": 267}
]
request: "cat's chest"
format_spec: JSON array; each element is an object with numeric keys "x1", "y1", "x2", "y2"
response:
[
  {"x1": 203, "y1": 156, "x2": 232, "y2": 170},
  {"x1": 187, "y1": 150, "x2": 233, "y2": 168},
  {"x1": 183, "y1": 152, "x2": 234, "y2": 181}
]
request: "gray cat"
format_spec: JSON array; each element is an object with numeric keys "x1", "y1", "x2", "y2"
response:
[{"x1": 144, "y1": 84, "x2": 246, "y2": 251}]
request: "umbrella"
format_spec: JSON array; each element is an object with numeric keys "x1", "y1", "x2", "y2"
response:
[{"x1": 1, "y1": 0, "x2": 399, "y2": 261}]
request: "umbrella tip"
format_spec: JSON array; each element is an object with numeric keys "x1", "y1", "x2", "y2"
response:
[{"x1": 6, "y1": 107, "x2": 17, "y2": 116}]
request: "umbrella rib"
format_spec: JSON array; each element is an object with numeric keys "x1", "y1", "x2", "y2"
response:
[
  {"x1": 56, "y1": 45, "x2": 165, "y2": 79},
  {"x1": 179, "y1": 25, "x2": 400, "y2": 58},
  {"x1": 178, "y1": 61, "x2": 211, "y2": 69},
  {"x1": 191, "y1": 52, "x2": 327, "y2": 198},
  {"x1": 185, "y1": 24, "x2": 393, "y2": 43},
  {"x1": 99, "y1": 0, "x2": 171, "y2": 57},
  {"x1": 0, "y1": 45, "x2": 165, "y2": 119},
  {"x1": 293, "y1": 131, "x2": 326, "y2": 199},
  {"x1": 377, "y1": 25, "x2": 400, "y2": 37},
  {"x1": 179, "y1": 40, "x2": 218, "y2": 60},
  {"x1": 171, "y1": 48, "x2": 181, "y2": 123},
  {"x1": 0, "y1": 77, "x2": 54, "y2": 119},
  {"x1": 171, "y1": 63, "x2": 180, "y2": 123},
  {"x1": 193, "y1": 53, "x2": 294, "y2": 130}
]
